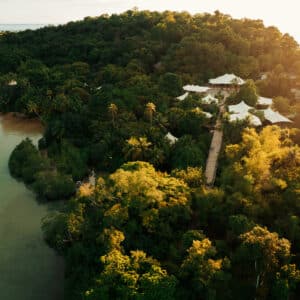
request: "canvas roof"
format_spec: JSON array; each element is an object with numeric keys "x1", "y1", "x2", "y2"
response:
[
  {"x1": 202, "y1": 111, "x2": 213, "y2": 118},
  {"x1": 202, "y1": 94, "x2": 218, "y2": 104},
  {"x1": 229, "y1": 112, "x2": 262, "y2": 126},
  {"x1": 257, "y1": 96, "x2": 273, "y2": 106},
  {"x1": 176, "y1": 92, "x2": 189, "y2": 101},
  {"x1": 228, "y1": 101, "x2": 253, "y2": 114},
  {"x1": 183, "y1": 85, "x2": 211, "y2": 93},
  {"x1": 165, "y1": 132, "x2": 178, "y2": 145},
  {"x1": 260, "y1": 108, "x2": 292, "y2": 123},
  {"x1": 209, "y1": 74, "x2": 245, "y2": 85},
  {"x1": 193, "y1": 107, "x2": 213, "y2": 119},
  {"x1": 8, "y1": 80, "x2": 17, "y2": 86}
]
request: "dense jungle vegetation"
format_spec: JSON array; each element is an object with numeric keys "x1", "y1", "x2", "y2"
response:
[{"x1": 2, "y1": 9, "x2": 300, "y2": 299}]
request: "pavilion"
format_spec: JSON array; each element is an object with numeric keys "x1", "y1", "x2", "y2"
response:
[
  {"x1": 257, "y1": 96, "x2": 273, "y2": 107},
  {"x1": 209, "y1": 74, "x2": 245, "y2": 88},
  {"x1": 8, "y1": 80, "x2": 17, "y2": 86},
  {"x1": 260, "y1": 108, "x2": 292, "y2": 124},
  {"x1": 193, "y1": 107, "x2": 213, "y2": 119},
  {"x1": 228, "y1": 101, "x2": 253, "y2": 114},
  {"x1": 229, "y1": 112, "x2": 262, "y2": 126},
  {"x1": 165, "y1": 132, "x2": 178, "y2": 145},
  {"x1": 183, "y1": 85, "x2": 211, "y2": 93},
  {"x1": 201, "y1": 94, "x2": 218, "y2": 104},
  {"x1": 176, "y1": 92, "x2": 189, "y2": 101},
  {"x1": 202, "y1": 111, "x2": 213, "y2": 119}
]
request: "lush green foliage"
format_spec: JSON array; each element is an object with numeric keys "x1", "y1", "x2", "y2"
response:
[
  {"x1": 9, "y1": 139, "x2": 76, "y2": 200},
  {"x1": 9, "y1": 138, "x2": 50, "y2": 183},
  {"x1": 3, "y1": 9, "x2": 300, "y2": 300}
]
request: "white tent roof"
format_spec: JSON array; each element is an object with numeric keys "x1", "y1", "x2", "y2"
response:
[
  {"x1": 260, "y1": 74, "x2": 268, "y2": 80},
  {"x1": 202, "y1": 94, "x2": 218, "y2": 104},
  {"x1": 183, "y1": 85, "x2": 210, "y2": 93},
  {"x1": 165, "y1": 132, "x2": 178, "y2": 145},
  {"x1": 257, "y1": 96, "x2": 273, "y2": 106},
  {"x1": 8, "y1": 80, "x2": 17, "y2": 86},
  {"x1": 228, "y1": 101, "x2": 253, "y2": 114},
  {"x1": 193, "y1": 107, "x2": 213, "y2": 119},
  {"x1": 260, "y1": 108, "x2": 292, "y2": 124},
  {"x1": 229, "y1": 112, "x2": 262, "y2": 126},
  {"x1": 209, "y1": 74, "x2": 245, "y2": 85},
  {"x1": 202, "y1": 111, "x2": 213, "y2": 119},
  {"x1": 176, "y1": 92, "x2": 189, "y2": 101}
]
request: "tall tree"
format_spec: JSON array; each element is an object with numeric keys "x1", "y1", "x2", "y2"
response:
[
  {"x1": 123, "y1": 136, "x2": 152, "y2": 161},
  {"x1": 108, "y1": 103, "x2": 118, "y2": 127},
  {"x1": 239, "y1": 226, "x2": 291, "y2": 299},
  {"x1": 145, "y1": 102, "x2": 156, "y2": 126}
]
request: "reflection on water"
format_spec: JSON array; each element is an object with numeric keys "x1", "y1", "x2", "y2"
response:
[{"x1": 0, "y1": 114, "x2": 64, "y2": 300}]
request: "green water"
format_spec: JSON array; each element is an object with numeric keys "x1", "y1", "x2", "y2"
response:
[{"x1": 0, "y1": 115, "x2": 64, "y2": 299}]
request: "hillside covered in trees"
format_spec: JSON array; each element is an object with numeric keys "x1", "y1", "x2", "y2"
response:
[{"x1": 2, "y1": 9, "x2": 300, "y2": 299}]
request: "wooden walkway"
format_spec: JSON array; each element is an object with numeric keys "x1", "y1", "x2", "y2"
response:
[{"x1": 205, "y1": 100, "x2": 225, "y2": 186}]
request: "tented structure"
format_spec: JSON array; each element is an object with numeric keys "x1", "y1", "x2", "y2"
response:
[
  {"x1": 183, "y1": 85, "x2": 211, "y2": 93},
  {"x1": 209, "y1": 74, "x2": 245, "y2": 86},
  {"x1": 193, "y1": 107, "x2": 213, "y2": 119},
  {"x1": 202, "y1": 111, "x2": 213, "y2": 119},
  {"x1": 260, "y1": 108, "x2": 292, "y2": 124},
  {"x1": 8, "y1": 80, "x2": 17, "y2": 86},
  {"x1": 257, "y1": 96, "x2": 273, "y2": 106},
  {"x1": 228, "y1": 101, "x2": 253, "y2": 114},
  {"x1": 201, "y1": 94, "x2": 218, "y2": 104},
  {"x1": 165, "y1": 132, "x2": 178, "y2": 145},
  {"x1": 176, "y1": 92, "x2": 189, "y2": 101},
  {"x1": 229, "y1": 112, "x2": 262, "y2": 126}
]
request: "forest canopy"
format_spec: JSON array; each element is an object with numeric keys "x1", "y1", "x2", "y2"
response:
[{"x1": 2, "y1": 9, "x2": 300, "y2": 300}]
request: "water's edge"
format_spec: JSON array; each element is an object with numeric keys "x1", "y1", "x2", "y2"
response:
[{"x1": 0, "y1": 114, "x2": 64, "y2": 300}]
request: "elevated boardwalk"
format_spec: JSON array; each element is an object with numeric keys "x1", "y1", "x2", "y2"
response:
[{"x1": 205, "y1": 100, "x2": 225, "y2": 186}]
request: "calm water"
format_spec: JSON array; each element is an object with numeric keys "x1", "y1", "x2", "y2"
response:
[
  {"x1": 0, "y1": 114, "x2": 64, "y2": 300},
  {"x1": 0, "y1": 24, "x2": 53, "y2": 32}
]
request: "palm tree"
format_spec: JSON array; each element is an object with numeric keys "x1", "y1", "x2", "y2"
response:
[
  {"x1": 108, "y1": 103, "x2": 118, "y2": 127},
  {"x1": 145, "y1": 102, "x2": 156, "y2": 126},
  {"x1": 123, "y1": 137, "x2": 152, "y2": 161}
]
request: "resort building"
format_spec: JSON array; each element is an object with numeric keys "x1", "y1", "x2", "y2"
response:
[
  {"x1": 228, "y1": 101, "x2": 253, "y2": 114},
  {"x1": 8, "y1": 80, "x2": 17, "y2": 86},
  {"x1": 183, "y1": 85, "x2": 211, "y2": 93},
  {"x1": 201, "y1": 94, "x2": 219, "y2": 104},
  {"x1": 209, "y1": 73, "x2": 245, "y2": 88},
  {"x1": 227, "y1": 101, "x2": 262, "y2": 126},
  {"x1": 193, "y1": 107, "x2": 213, "y2": 119},
  {"x1": 257, "y1": 96, "x2": 273, "y2": 107},
  {"x1": 202, "y1": 111, "x2": 213, "y2": 119},
  {"x1": 176, "y1": 92, "x2": 189, "y2": 101},
  {"x1": 260, "y1": 108, "x2": 292, "y2": 124},
  {"x1": 165, "y1": 132, "x2": 178, "y2": 145},
  {"x1": 229, "y1": 112, "x2": 262, "y2": 126},
  {"x1": 177, "y1": 75, "x2": 292, "y2": 128}
]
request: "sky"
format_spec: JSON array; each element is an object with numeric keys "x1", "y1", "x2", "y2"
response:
[{"x1": 1, "y1": 0, "x2": 300, "y2": 42}]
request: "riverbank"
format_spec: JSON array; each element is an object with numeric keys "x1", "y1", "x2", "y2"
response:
[
  {"x1": 0, "y1": 114, "x2": 64, "y2": 300},
  {"x1": 0, "y1": 112, "x2": 43, "y2": 135}
]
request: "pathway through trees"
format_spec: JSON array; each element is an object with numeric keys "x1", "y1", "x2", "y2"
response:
[{"x1": 205, "y1": 97, "x2": 226, "y2": 186}]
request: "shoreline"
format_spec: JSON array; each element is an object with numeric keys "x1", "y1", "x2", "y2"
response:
[
  {"x1": 0, "y1": 112, "x2": 44, "y2": 135},
  {"x1": 0, "y1": 114, "x2": 64, "y2": 299}
]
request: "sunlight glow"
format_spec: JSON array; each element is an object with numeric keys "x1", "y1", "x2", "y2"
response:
[{"x1": 0, "y1": 0, "x2": 299, "y2": 42}]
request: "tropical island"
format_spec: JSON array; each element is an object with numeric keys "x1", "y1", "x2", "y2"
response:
[{"x1": 1, "y1": 9, "x2": 300, "y2": 300}]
